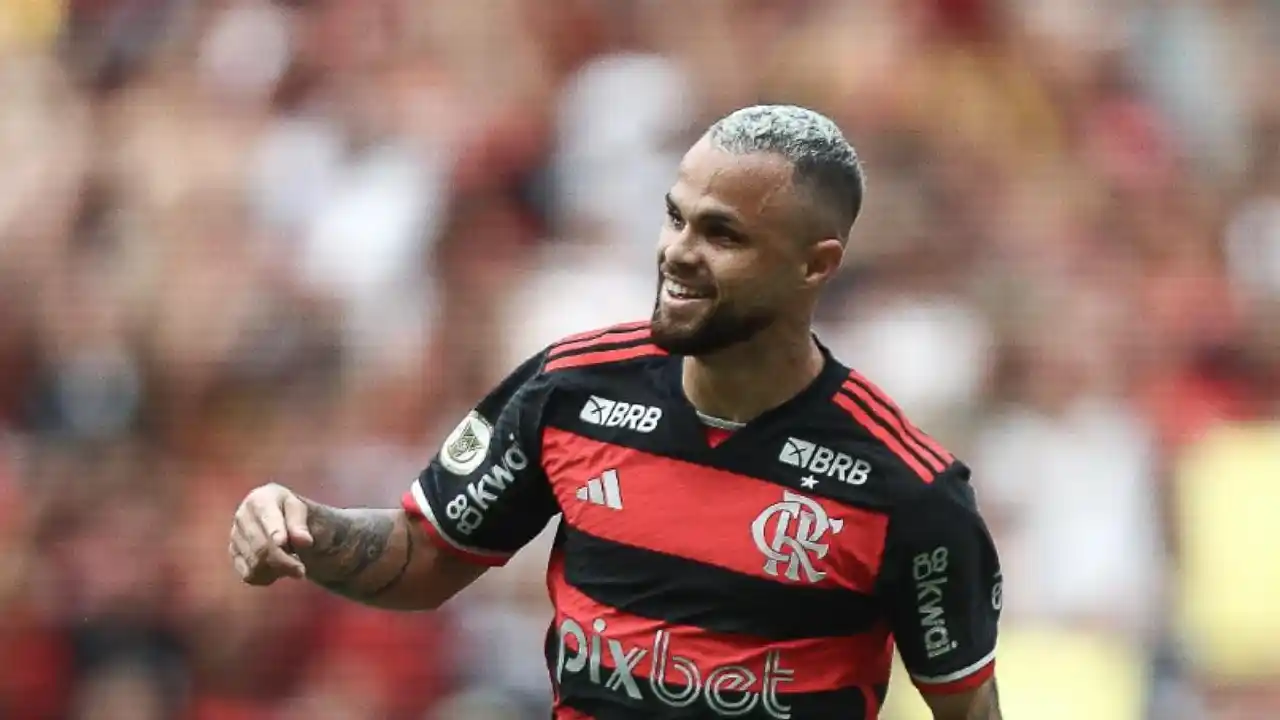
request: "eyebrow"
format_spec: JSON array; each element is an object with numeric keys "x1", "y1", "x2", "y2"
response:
[{"x1": 665, "y1": 192, "x2": 744, "y2": 229}]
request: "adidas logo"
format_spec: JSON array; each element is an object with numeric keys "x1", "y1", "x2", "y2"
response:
[{"x1": 575, "y1": 469, "x2": 624, "y2": 510}]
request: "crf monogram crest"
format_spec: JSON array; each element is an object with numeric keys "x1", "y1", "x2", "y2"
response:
[{"x1": 751, "y1": 491, "x2": 843, "y2": 583}]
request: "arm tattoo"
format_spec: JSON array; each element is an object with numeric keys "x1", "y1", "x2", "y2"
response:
[
  {"x1": 363, "y1": 521, "x2": 414, "y2": 597},
  {"x1": 969, "y1": 681, "x2": 1001, "y2": 720},
  {"x1": 297, "y1": 503, "x2": 414, "y2": 602}
]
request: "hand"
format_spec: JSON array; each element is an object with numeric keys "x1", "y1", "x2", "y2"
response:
[{"x1": 229, "y1": 483, "x2": 315, "y2": 585}]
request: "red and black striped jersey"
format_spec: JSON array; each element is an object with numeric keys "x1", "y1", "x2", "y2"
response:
[{"x1": 402, "y1": 321, "x2": 1002, "y2": 720}]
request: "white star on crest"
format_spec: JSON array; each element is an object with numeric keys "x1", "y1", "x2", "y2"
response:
[{"x1": 800, "y1": 475, "x2": 819, "y2": 489}]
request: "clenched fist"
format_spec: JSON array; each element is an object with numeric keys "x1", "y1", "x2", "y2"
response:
[{"x1": 229, "y1": 483, "x2": 315, "y2": 585}]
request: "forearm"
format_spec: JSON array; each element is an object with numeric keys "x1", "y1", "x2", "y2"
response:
[
  {"x1": 294, "y1": 500, "x2": 436, "y2": 610},
  {"x1": 966, "y1": 680, "x2": 1001, "y2": 720},
  {"x1": 925, "y1": 679, "x2": 1002, "y2": 720}
]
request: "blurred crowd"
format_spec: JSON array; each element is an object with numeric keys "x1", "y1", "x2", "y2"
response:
[{"x1": 1, "y1": 0, "x2": 1279, "y2": 718}]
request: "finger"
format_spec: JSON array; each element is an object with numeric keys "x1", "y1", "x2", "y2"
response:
[
  {"x1": 235, "y1": 513, "x2": 272, "y2": 559},
  {"x1": 251, "y1": 497, "x2": 291, "y2": 548},
  {"x1": 237, "y1": 516, "x2": 301, "y2": 578},
  {"x1": 230, "y1": 533, "x2": 255, "y2": 566},
  {"x1": 281, "y1": 494, "x2": 313, "y2": 548},
  {"x1": 233, "y1": 555, "x2": 251, "y2": 582},
  {"x1": 231, "y1": 535, "x2": 273, "y2": 585},
  {"x1": 264, "y1": 544, "x2": 306, "y2": 579},
  {"x1": 233, "y1": 537, "x2": 299, "y2": 584}
]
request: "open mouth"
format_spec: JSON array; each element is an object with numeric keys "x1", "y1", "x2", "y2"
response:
[{"x1": 663, "y1": 278, "x2": 714, "y2": 302}]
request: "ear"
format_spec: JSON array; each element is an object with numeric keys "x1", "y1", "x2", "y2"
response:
[{"x1": 801, "y1": 238, "x2": 845, "y2": 290}]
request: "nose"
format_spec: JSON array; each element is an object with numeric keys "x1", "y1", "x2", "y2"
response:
[{"x1": 660, "y1": 227, "x2": 700, "y2": 272}]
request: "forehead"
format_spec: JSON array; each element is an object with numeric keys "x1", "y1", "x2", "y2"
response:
[{"x1": 669, "y1": 140, "x2": 797, "y2": 225}]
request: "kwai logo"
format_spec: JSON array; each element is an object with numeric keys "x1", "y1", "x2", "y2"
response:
[
  {"x1": 444, "y1": 435, "x2": 530, "y2": 536},
  {"x1": 555, "y1": 617, "x2": 794, "y2": 719},
  {"x1": 913, "y1": 547, "x2": 957, "y2": 660}
]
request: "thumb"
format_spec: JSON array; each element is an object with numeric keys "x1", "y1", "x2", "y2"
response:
[{"x1": 282, "y1": 494, "x2": 314, "y2": 549}]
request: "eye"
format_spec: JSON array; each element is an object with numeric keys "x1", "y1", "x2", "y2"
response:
[
  {"x1": 706, "y1": 225, "x2": 744, "y2": 246},
  {"x1": 665, "y1": 203, "x2": 686, "y2": 230}
]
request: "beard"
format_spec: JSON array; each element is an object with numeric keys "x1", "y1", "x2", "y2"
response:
[{"x1": 650, "y1": 279, "x2": 775, "y2": 356}]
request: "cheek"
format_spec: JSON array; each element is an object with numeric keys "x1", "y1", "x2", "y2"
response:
[
  {"x1": 715, "y1": 265, "x2": 774, "y2": 307},
  {"x1": 742, "y1": 263, "x2": 802, "y2": 309}
]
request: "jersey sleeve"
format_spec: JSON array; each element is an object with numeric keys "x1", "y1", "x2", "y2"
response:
[
  {"x1": 401, "y1": 351, "x2": 560, "y2": 567},
  {"x1": 877, "y1": 466, "x2": 1002, "y2": 694}
]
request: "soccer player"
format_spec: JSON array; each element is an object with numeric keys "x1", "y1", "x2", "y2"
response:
[{"x1": 229, "y1": 105, "x2": 1003, "y2": 720}]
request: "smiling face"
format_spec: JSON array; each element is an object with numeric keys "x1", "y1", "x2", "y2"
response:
[{"x1": 651, "y1": 139, "x2": 844, "y2": 356}]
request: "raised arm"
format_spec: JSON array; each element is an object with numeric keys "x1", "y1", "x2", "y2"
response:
[
  {"x1": 229, "y1": 484, "x2": 485, "y2": 610},
  {"x1": 229, "y1": 348, "x2": 560, "y2": 610}
]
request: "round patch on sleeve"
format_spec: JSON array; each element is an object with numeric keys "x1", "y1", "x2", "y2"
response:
[{"x1": 440, "y1": 411, "x2": 493, "y2": 475}]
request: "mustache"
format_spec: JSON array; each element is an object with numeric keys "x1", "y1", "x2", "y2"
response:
[{"x1": 657, "y1": 264, "x2": 713, "y2": 287}]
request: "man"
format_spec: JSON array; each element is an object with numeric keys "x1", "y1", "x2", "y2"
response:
[{"x1": 229, "y1": 105, "x2": 1004, "y2": 719}]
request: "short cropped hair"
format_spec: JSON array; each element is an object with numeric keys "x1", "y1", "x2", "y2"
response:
[{"x1": 705, "y1": 104, "x2": 865, "y2": 243}]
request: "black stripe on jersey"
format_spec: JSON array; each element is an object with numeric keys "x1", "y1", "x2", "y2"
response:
[
  {"x1": 834, "y1": 385, "x2": 941, "y2": 475},
  {"x1": 547, "y1": 325, "x2": 653, "y2": 360},
  {"x1": 842, "y1": 375, "x2": 950, "y2": 469},
  {"x1": 550, "y1": 320, "x2": 649, "y2": 348},
  {"x1": 546, "y1": 338, "x2": 659, "y2": 365},
  {"x1": 548, "y1": 656, "x2": 875, "y2": 720},
  {"x1": 560, "y1": 525, "x2": 882, "y2": 640}
]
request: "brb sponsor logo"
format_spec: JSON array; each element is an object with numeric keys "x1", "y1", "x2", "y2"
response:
[
  {"x1": 444, "y1": 435, "x2": 530, "y2": 536},
  {"x1": 580, "y1": 395, "x2": 662, "y2": 433},
  {"x1": 778, "y1": 437, "x2": 871, "y2": 485},
  {"x1": 913, "y1": 547, "x2": 957, "y2": 659},
  {"x1": 751, "y1": 491, "x2": 843, "y2": 584},
  {"x1": 555, "y1": 617, "x2": 794, "y2": 719}
]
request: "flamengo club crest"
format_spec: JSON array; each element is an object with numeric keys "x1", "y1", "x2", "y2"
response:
[{"x1": 751, "y1": 491, "x2": 843, "y2": 584}]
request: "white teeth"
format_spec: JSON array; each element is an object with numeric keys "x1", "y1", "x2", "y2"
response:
[{"x1": 665, "y1": 280, "x2": 706, "y2": 300}]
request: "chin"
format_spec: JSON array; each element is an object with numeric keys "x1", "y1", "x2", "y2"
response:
[
  {"x1": 651, "y1": 294, "x2": 775, "y2": 356},
  {"x1": 650, "y1": 316, "x2": 703, "y2": 354},
  {"x1": 651, "y1": 316, "x2": 757, "y2": 357}
]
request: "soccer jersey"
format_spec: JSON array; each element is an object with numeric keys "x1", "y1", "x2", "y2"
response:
[{"x1": 403, "y1": 322, "x2": 1002, "y2": 719}]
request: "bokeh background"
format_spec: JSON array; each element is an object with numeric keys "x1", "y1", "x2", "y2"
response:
[{"x1": 2, "y1": 0, "x2": 1279, "y2": 718}]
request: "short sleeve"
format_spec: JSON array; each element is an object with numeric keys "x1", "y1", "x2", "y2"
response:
[
  {"x1": 402, "y1": 351, "x2": 560, "y2": 567},
  {"x1": 878, "y1": 467, "x2": 1002, "y2": 694}
]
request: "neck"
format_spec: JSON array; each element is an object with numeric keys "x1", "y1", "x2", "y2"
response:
[{"x1": 681, "y1": 320, "x2": 825, "y2": 423}]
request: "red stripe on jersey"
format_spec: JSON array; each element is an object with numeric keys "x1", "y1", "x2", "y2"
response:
[
  {"x1": 553, "y1": 321, "x2": 650, "y2": 347},
  {"x1": 846, "y1": 372, "x2": 954, "y2": 466},
  {"x1": 840, "y1": 381, "x2": 946, "y2": 473},
  {"x1": 548, "y1": 327, "x2": 653, "y2": 359},
  {"x1": 543, "y1": 344, "x2": 667, "y2": 372},
  {"x1": 832, "y1": 393, "x2": 935, "y2": 482},
  {"x1": 702, "y1": 425, "x2": 733, "y2": 448},
  {"x1": 552, "y1": 707, "x2": 594, "y2": 720},
  {"x1": 542, "y1": 428, "x2": 889, "y2": 592},
  {"x1": 864, "y1": 687, "x2": 880, "y2": 718},
  {"x1": 914, "y1": 659, "x2": 996, "y2": 695},
  {"x1": 400, "y1": 491, "x2": 510, "y2": 567},
  {"x1": 547, "y1": 555, "x2": 895, "y2": 692}
]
